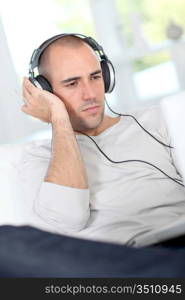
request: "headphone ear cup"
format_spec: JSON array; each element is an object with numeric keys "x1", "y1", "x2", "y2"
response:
[
  {"x1": 101, "y1": 60, "x2": 115, "y2": 93},
  {"x1": 34, "y1": 75, "x2": 53, "y2": 93}
]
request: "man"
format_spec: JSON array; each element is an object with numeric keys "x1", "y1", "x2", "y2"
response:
[
  {"x1": 20, "y1": 34, "x2": 185, "y2": 247},
  {"x1": 1, "y1": 33, "x2": 185, "y2": 279}
]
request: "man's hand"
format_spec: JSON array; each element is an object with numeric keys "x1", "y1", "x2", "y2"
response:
[{"x1": 22, "y1": 77, "x2": 69, "y2": 123}]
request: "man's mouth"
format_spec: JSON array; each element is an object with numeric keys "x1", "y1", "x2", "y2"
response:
[{"x1": 82, "y1": 105, "x2": 100, "y2": 113}]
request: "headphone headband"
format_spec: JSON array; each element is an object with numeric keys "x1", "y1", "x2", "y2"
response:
[
  {"x1": 29, "y1": 33, "x2": 106, "y2": 71},
  {"x1": 29, "y1": 33, "x2": 115, "y2": 93}
]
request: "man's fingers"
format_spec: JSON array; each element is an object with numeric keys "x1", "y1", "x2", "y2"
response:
[
  {"x1": 23, "y1": 77, "x2": 37, "y2": 96},
  {"x1": 21, "y1": 104, "x2": 30, "y2": 114},
  {"x1": 22, "y1": 77, "x2": 39, "y2": 104},
  {"x1": 22, "y1": 86, "x2": 32, "y2": 105}
]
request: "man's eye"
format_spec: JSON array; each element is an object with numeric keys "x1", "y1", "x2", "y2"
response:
[
  {"x1": 65, "y1": 81, "x2": 77, "y2": 87},
  {"x1": 92, "y1": 75, "x2": 101, "y2": 80}
]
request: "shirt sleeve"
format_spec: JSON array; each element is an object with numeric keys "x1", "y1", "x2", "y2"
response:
[{"x1": 34, "y1": 182, "x2": 90, "y2": 233}]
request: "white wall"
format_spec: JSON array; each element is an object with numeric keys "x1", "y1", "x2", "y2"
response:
[
  {"x1": 0, "y1": 0, "x2": 184, "y2": 144},
  {"x1": 0, "y1": 19, "x2": 49, "y2": 144}
]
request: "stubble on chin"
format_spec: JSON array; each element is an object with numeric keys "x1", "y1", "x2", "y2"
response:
[{"x1": 71, "y1": 108, "x2": 105, "y2": 133}]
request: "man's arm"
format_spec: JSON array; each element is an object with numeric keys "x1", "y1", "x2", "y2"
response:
[
  {"x1": 22, "y1": 78, "x2": 88, "y2": 189},
  {"x1": 22, "y1": 78, "x2": 90, "y2": 232},
  {"x1": 46, "y1": 117, "x2": 88, "y2": 188}
]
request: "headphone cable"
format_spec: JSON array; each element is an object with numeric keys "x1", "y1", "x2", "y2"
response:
[
  {"x1": 105, "y1": 98, "x2": 173, "y2": 149},
  {"x1": 76, "y1": 130, "x2": 184, "y2": 187},
  {"x1": 76, "y1": 101, "x2": 184, "y2": 187}
]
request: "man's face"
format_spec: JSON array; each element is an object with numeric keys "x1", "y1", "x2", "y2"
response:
[{"x1": 47, "y1": 43, "x2": 105, "y2": 134}]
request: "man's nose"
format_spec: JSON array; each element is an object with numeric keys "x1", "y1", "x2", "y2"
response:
[{"x1": 82, "y1": 82, "x2": 96, "y2": 101}]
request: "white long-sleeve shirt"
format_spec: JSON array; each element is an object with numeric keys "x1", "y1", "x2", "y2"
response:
[{"x1": 1, "y1": 105, "x2": 185, "y2": 246}]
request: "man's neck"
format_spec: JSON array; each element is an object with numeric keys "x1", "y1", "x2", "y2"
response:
[{"x1": 76, "y1": 115, "x2": 121, "y2": 136}]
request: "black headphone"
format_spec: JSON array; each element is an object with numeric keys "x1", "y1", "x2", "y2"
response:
[{"x1": 29, "y1": 33, "x2": 115, "y2": 94}]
